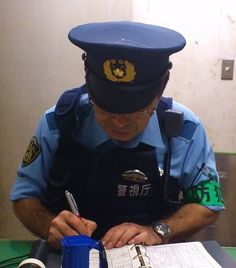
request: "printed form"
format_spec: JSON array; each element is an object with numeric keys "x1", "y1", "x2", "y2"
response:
[
  {"x1": 88, "y1": 242, "x2": 222, "y2": 268},
  {"x1": 146, "y1": 242, "x2": 222, "y2": 268}
]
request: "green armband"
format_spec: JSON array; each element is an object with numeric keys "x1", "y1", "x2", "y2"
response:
[{"x1": 184, "y1": 179, "x2": 224, "y2": 207}]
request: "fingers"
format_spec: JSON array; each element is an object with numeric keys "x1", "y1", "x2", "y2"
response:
[
  {"x1": 102, "y1": 223, "x2": 140, "y2": 249},
  {"x1": 102, "y1": 223, "x2": 162, "y2": 249},
  {"x1": 129, "y1": 231, "x2": 162, "y2": 246},
  {"x1": 82, "y1": 218, "x2": 97, "y2": 236},
  {"x1": 47, "y1": 210, "x2": 97, "y2": 249},
  {"x1": 102, "y1": 224, "x2": 132, "y2": 249},
  {"x1": 47, "y1": 211, "x2": 161, "y2": 251}
]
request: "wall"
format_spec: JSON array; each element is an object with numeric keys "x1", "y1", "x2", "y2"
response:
[
  {"x1": 0, "y1": 0, "x2": 235, "y2": 239},
  {"x1": 132, "y1": 0, "x2": 236, "y2": 151},
  {"x1": 0, "y1": 0, "x2": 132, "y2": 239}
]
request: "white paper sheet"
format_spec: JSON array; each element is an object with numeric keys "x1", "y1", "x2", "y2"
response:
[
  {"x1": 70, "y1": 242, "x2": 222, "y2": 268},
  {"x1": 146, "y1": 242, "x2": 222, "y2": 268}
]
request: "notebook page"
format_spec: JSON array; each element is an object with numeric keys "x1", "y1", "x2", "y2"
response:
[
  {"x1": 89, "y1": 249, "x2": 100, "y2": 268},
  {"x1": 146, "y1": 241, "x2": 222, "y2": 268},
  {"x1": 89, "y1": 245, "x2": 142, "y2": 268}
]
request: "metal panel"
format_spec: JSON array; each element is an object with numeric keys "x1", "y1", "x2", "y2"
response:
[
  {"x1": 221, "y1": 59, "x2": 234, "y2": 80},
  {"x1": 186, "y1": 153, "x2": 236, "y2": 246}
]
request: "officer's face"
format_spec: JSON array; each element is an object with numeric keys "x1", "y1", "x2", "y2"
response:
[{"x1": 93, "y1": 97, "x2": 159, "y2": 142}]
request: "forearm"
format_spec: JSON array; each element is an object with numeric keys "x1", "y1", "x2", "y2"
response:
[
  {"x1": 164, "y1": 203, "x2": 219, "y2": 242},
  {"x1": 12, "y1": 198, "x2": 56, "y2": 240}
]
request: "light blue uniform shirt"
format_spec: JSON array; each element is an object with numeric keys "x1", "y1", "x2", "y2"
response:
[{"x1": 10, "y1": 94, "x2": 225, "y2": 211}]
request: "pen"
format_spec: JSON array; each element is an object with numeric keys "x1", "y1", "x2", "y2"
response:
[
  {"x1": 65, "y1": 190, "x2": 81, "y2": 219},
  {"x1": 65, "y1": 191, "x2": 107, "y2": 267}
]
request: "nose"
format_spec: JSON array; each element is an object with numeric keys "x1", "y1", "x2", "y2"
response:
[{"x1": 110, "y1": 114, "x2": 130, "y2": 128}]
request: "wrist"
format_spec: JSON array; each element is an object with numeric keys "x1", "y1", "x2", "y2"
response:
[{"x1": 151, "y1": 221, "x2": 171, "y2": 244}]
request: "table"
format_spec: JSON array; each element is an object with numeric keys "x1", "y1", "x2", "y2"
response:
[
  {"x1": 223, "y1": 246, "x2": 236, "y2": 262},
  {"x1": 0, "y1": 240, "x2": 236, "y2": 267},
  {"x1": 0, "y1": 240, "x2": 32, "y2": 268}
]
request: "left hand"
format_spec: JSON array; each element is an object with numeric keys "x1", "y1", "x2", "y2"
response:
[{"x1": 101, "y1": 222, "x2": 162, "y2": 249}]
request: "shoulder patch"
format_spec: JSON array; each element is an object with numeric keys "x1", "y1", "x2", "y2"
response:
[{"x1": 22, "y1": 136, "x2": 41, "y2": 167}]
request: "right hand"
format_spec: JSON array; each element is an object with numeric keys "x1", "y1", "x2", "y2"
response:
[{"x1": 47, "y1": 210, "x2": 97, "y2": 249}]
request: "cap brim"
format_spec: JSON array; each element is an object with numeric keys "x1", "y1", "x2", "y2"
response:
[{"x1": 87, "y1": 71, "x2": 164, "y2": 114}]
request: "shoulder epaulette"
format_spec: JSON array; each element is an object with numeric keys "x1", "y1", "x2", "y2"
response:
[
  {"x1": 54, "y1": 85, "x2": 87, "y2": 133},
  {"x1": 157, "y1": 96, "x2": 172, "y2": 123}
]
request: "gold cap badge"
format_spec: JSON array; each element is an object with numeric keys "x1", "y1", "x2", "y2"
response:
[{"x1": 103, "y1": 59, "x2": 136, "y2": 82}]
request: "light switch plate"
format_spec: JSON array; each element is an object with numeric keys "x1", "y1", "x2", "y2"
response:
[{"x1": 221, "y1": 59, "x2": 234, "y2": 80}]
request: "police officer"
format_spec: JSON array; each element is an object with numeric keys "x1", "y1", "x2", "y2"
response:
[{"x1": 10, "y1": 21, "x2": 225, "y2": 250}]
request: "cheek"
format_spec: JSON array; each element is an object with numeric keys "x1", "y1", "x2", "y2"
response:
[{"x1": 95, "y1": 114, "x2": 112, "y2": 132}]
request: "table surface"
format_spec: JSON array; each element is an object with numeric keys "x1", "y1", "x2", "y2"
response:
[
  {"x1": 0, "y1": 240, "x2": 32, "y2": 268},
  {"x1": 0, "y1": 240, "x2": 236, "y2": 268}
]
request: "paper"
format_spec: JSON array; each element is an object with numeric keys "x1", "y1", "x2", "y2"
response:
[
  {"x1": 89, "y1": 246, "x2": 140, "y2": 268},
  {"x1": 88, "y1": 242, "x2": 222, "y2": 268},
  {"x1": 146, "y1": 242, "x2": 222, "y2": 268}
]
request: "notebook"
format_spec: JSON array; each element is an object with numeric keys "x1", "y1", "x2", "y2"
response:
[
  {"x1": 43, "y1": 239, "x2": 236, "y2": 268},
  {"x1": 89, "y1": 241, "x2": 223, "y2": 268}
]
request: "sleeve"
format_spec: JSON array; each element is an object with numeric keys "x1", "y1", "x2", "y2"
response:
[
  {"x1": 174, "y1": 120, "x2": 225, "y2": 211},
  {"x1": 10, "y1": 108, "x2": 60, "y2": 200}
]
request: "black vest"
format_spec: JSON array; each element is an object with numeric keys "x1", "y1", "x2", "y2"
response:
[{"x1": 43, "y1": 86, "x2": 180, "y2": 239}]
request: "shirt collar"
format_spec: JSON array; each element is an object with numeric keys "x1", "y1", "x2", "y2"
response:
[
  {"x1": 76, "y1": 112, "x2": 109, "y2": 148},
  {"x1": 139, "y1": 111, "x2": 165, "y2": 149}
]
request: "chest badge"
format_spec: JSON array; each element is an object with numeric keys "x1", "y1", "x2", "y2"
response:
[{"x1": 122, "y1": 169, "x2": 148, "y2": 183}]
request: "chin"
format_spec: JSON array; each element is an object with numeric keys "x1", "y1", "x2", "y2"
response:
[{"x1": 108, "y1": 131, "x2": 134, "y2": 142}]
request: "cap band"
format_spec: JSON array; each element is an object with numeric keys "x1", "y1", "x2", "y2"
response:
[{"x1": 86, "y1": 68, "x2": 169, "y2": 114}]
